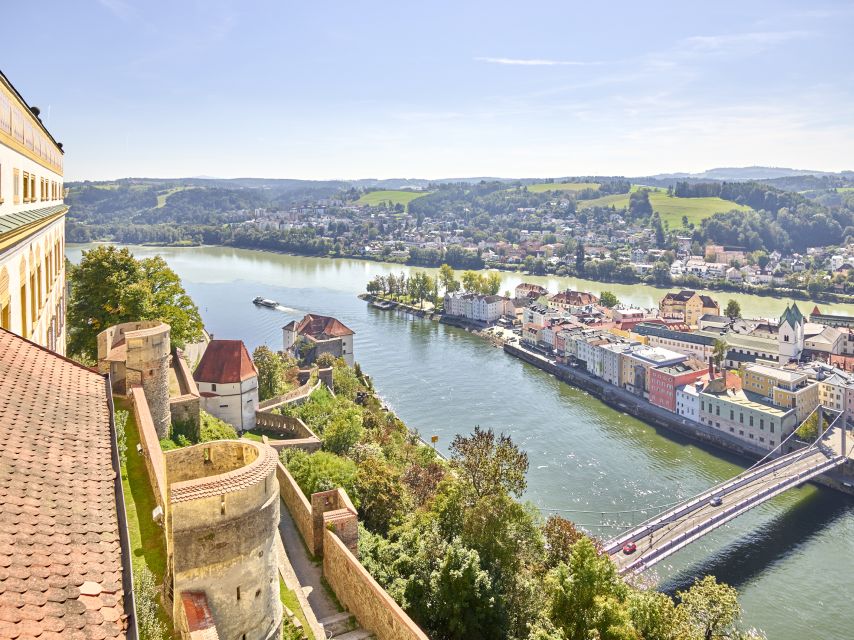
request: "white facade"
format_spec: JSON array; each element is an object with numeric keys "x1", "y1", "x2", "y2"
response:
[
  {"x1": 444, "y1": 293, "x2": 513, "y2": 324},
  {"x1": 0, "y1": 73, "x2": 67, "y2": 354},
  {"x1": 676, "y1": 383, "x2": 702, "y2": 423},
  {"x1": 198, "y1": 377, "x2": 259, "y2": 432}
]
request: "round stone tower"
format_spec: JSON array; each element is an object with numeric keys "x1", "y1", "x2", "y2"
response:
[
  {"x1": 165, "y1": 440, "x2": 282, "y2": 640},
  {"x1": 97, "y1": 321, "x2": 171, "y2": 437}
]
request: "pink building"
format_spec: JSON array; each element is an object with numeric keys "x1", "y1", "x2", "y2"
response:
[{"x1": 647, "y1": 359, "x2": 707, "y2": 412}]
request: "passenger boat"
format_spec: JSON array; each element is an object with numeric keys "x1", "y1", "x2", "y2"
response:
[{"x1": 252, "y1": 296, "x2": 279, "y2": 308}]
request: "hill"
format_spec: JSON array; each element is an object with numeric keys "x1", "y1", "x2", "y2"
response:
[
  {"x1": 579, "y1": 185, "x2": 752, "y2": 227},
  {"x1": 355, "y1": 189, "x2": 431, "y2": 209}
]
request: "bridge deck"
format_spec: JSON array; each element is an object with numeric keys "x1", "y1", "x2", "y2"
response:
[{"x1": 606, "y1": 424, "x2": 850, "y2": 574}]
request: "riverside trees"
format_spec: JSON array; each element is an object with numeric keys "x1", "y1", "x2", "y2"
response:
[{"x1": 280, "y1": 358, "x2": 763, "y2": 640}]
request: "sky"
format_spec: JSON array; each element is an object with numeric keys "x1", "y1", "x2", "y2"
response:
[{"x1": 2, "y1": 0, "x2": 853, "y2": 181}]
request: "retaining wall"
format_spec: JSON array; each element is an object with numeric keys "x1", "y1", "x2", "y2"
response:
[
  {"x1": 276, "y1": 462, "x2": 313, "y2": 551},
  {"x1": 323, "y1": 530, "x2": 429, "y2": 640},
  {"x1": 258, "y1": 380, "x2": 320, "y2": 411},
  {"x1": 129, "y1": 385, "x2": 167, "y2": 509}
]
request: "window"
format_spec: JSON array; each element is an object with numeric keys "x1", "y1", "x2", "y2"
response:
[
  {"x1": 13, "y1": 168, "x2": 20, "y2": 204},
  {"x1": 739, "y1": 430, "x2": 744, "y2": 436},
  {"x1": 749, "y1": 416, "x2": 754, "y2": 426},
  {"x1": 29, "y1": 273, "x2": 36, "y2": 326},
  {"x1": 29, "y1": 174, "x2": 34, "y2": 202},
  {"x1": 760, "y1": 418, "x2": 764, "y2": 430},
  {"x1": 0, "y1": 163, "x2": 3, "y2": 204},
  {"x1": 22, "y1": 171, "x2": 29, "y2": 202},
  {"x1": 211, "y1": 383, "x2": 217, "y2": 391}
]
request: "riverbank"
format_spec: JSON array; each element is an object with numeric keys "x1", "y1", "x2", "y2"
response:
[
  {"x1": 502, "y1": 342, "x2": 854, "y2": 496},
  {"x1": 76, "y1": 239, "x2": 854, "y2": 306}
]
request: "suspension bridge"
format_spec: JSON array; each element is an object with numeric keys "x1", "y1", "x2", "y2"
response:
[{"x1": 592, "y1": 408, "x2": 851, "y2": 575}]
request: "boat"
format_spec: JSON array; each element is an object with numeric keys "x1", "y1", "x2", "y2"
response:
[
  {"x1": 371, "y1": 300, "x2": 395, "y2": 310},
  {"x1": 252, "y1": 296, "x2": 279, "y2": 308}
]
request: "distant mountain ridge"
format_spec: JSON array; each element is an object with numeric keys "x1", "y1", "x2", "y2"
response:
[{"x1": 646, "y1": 166, "x2": 854, "y2": 181}]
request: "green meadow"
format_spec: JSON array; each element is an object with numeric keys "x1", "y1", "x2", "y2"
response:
[
  {"x1": 578, "y1": 185, "x2": 752, "y2": 227},
  {"x1": 356, "y1": 189, "x2": 430, "y2": 209}
]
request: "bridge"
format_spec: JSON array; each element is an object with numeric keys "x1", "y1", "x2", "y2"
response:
[{"x1": 603, "y1": 409, "x2": 851, "y2": 575}]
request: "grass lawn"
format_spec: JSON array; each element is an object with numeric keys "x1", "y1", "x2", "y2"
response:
[
  {"x1": 280, "y1": 577, "x2": 315, "y2": 640},
  {"x1": 156, "y1": 186, "x2": 192, "y2": 208},
  {"x1": 115, "y1": 399, "x2": 172, "y2": 636},
  {"x1": 578, "y1": 184, "x2": 752, "y2": 227},
  {"x1": 524, "y1": 181, "x2": 599, "y2": 193},
  {"x1": 355, "y1": 190, "x2": 430, "y2": 209}
]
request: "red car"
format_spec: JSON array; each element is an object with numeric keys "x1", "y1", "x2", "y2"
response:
[{"x1": 622, "y1": 542, "x2": 637, "y2": 555}]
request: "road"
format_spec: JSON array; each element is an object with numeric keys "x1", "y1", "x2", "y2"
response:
[{"x1": 609, "y1": 445, "x2": 844, "y2": 573}]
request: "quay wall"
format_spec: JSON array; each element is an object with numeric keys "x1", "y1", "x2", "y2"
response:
[{"x1": 503, "y1": 343, "x2": 854, "y2": 495}]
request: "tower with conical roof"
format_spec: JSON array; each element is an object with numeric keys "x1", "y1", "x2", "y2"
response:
[{"x1": 778, "y1": 302, "x2": 805, "y2": 362}]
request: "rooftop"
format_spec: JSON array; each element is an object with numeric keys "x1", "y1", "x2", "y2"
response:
[
  {"x1": 194, "y1": 339, "x2": 257, "y2": 383},
  {"x1": 744, "y1": 363, "x2": 807, "y2": 384},
  {"x1": 0, "y1": 329, "x2": 129, "y2": 639},
  {"x1": 283, "y1": 313, "x2": 354, "y2": 339}
]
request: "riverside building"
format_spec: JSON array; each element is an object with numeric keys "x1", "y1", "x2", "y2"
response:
[{"x1": 0, "y1": 70, "x2": 67, "y2": 353}]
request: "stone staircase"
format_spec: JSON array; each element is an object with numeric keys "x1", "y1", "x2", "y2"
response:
[{"x1": 318, "y1": 612, "x2": 374, "y2": 640}]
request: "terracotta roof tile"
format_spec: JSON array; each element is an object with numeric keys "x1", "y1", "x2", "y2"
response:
[
  {"x1": 0, "y1": 330, "x2": 127, "y2": 640},
  {"x1": 287, "y1": 313, "x2": 354, "y2": 339},
  {"x1": 193, "y1": 340, "x2": 257, "y2": 383}
]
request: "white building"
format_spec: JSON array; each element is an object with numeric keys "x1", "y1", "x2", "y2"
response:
[
  {"x1": 193, "y1": 340, "x2": 259, "y2": 432},
  {"x1": 778, "y1": 303, "x2": 805, "y2": 362},
  {"x1": 0, "y1": 70, "x2": 67, "y2": 353},
  {"x1": 444, "y1": 293, "x2": 514, "y2": 324},
  {"x1": 676, "y1": 380, "x2": 704, "y2": 423}
]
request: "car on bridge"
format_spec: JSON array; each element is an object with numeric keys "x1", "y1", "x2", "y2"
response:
[
  {"x1": 709, "y1": 495, "x2": 723, "y2": 507},
  {"x1": 622, "y1": 542, "x2": 637, "y2": 554}
]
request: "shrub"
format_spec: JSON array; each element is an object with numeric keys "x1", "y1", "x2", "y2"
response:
[
  {"x1": 114, "y1": 409, "x2": 129, "y2": 467},
  {"x1": 134, "y1": 565, "x2": 168, "y2": 640},
  {"x1": 282, "y1": 449, "x2": 359, "y2": 504}
]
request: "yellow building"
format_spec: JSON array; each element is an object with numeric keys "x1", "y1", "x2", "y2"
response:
[
  {"x1": 0, "y1": 70, "x2": 67, "y2": 353},
  {"x1": 659, "y1": 290, "x2": 719, "y2": 327},
  {"x1": 741, "y1": 363, "x2": 819, "y2": 423}
]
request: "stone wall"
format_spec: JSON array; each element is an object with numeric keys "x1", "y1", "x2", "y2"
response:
[
  {"x1": 323, "y1": 529, "x2": 429, "y2": 640},
  {"x1": 311, "y1": 489, "x2": 357, "y2": 557},
  {"x1": 254, "y1": 413, "x2": 315, "y2": 439},
  {"x1": 275, "y1": 462, "x2": 313, "y2": 552},
  {"x1": 257, "y1": 379, "x2": 320, "y2": 412},
  {"x1": 169, "y1": 349, "x2": 200, "y2": 433},
  {"x1": 129, "y1": 385, "x2": 167, "y2": 509},
  {"x1": 165, "y1": 440, "x2": 259, "y2": 485},
  {"x1": 317, "y1": 366, "x2": 333, "y2": 389}
]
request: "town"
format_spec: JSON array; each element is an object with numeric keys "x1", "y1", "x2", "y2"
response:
[{"x1": 428, "y1": 280, "x2": 854, "y2": 455}]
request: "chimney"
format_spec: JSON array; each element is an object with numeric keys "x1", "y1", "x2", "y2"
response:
[{"x1": 708, "y1": 355, "x2": 715, "y2": 380}]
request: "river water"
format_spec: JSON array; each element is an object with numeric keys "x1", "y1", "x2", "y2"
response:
[{"x1": 67, "y1": 245, "x2": 854, "y2": 639}]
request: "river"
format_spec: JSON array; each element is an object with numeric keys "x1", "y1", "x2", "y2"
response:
[{"x1": 67, "y1": 244, "x2": 854, "y2": 639}]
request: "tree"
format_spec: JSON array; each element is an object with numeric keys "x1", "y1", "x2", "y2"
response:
[
  {"x1": 461, "y1": 270, "x2": 481, "y2": 292},
  {"x1": 675, "y1": 576, "x2": 742, "y2": 640},
  {"x1": 542, "y1": 514, "x2": 583, "y2": 569},
  {"x1": 322, "y1": 405, "x2": 364, "y2": 454},
  {"x1": 282, "y1": 449, "x2": 359, "y2": 501},
  {"x1": 354, "y1": 457, "x2": 404, "y2": 535},
  {"x1": 544, "y1": 537, "x2": 628, "y2": 640},
  {"x1": 712, "y1": 339, "x2": 728, "y2": 367},
  {"x1": 600, "y1": 291, "x2": 619, "y2": 308},
  {"x1": 484, "y1": 272, "x2": 502, "y2": 296},
  {"x1": 68, "y1": 245, "x2": 203, "y2": 360},
  {"x1": 724, "y1": 299, "x2": 741, "y2": 321},
  {"x1": 450, "y1": 427, "x2": 528, "y2": 501},
  {"x1": 576, "y1": 244, "x2": 586, "y2": 275},
  {"x1": 254, "y1": 345, "x2": 286, "y2": 401},
  {"x1": 439, "y1": 263, "x2": 459, "y2": 293}
]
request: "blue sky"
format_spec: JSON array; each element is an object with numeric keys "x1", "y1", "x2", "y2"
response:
[{"x1": 3, "y1": 0, "x2": 853, "y2": 180}]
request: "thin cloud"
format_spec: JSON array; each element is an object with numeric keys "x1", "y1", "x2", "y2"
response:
[
  {"x1": 681, "y1": 30, "x2": 813, "y2": 52},
  {"x1": 96, "y1": 0, "x2": 134, "y2": 21},
  {"x1": 475, "y1": 57, "x2": 600, "y2": 67}
]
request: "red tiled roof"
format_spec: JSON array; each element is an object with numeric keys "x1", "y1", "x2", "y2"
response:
[
  {"x1": 180, "y1": 591, "x2": 218, "y2": 639},
  {"x1": 0, "y1": 329, "x2": 128, "y2": 640},
  {"x1": 550, "y1": 290, "x2": 599, "y2": 306},
  {"x1": 285, "y1": 314, "x2": 354, "y2": 339},
  {"x1": 193, "y1": 340, "x2": 257, "y2": 384}
]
